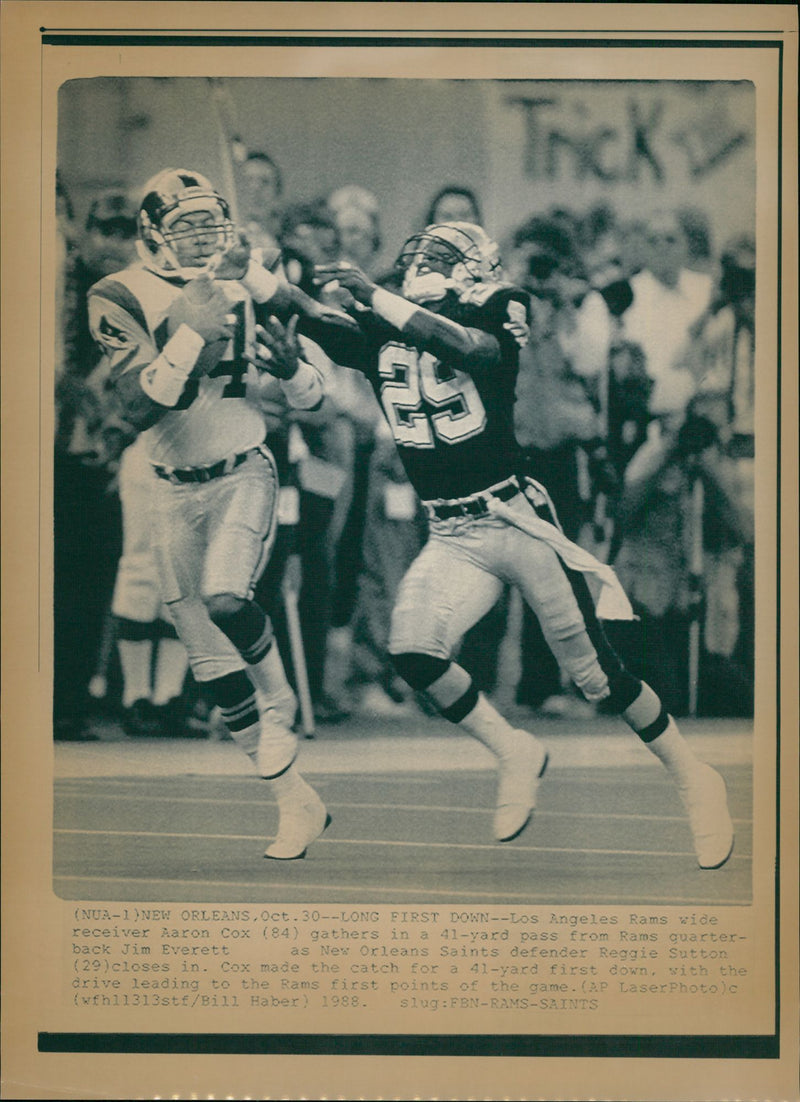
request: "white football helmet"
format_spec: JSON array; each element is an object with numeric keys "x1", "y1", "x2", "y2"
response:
[
  {"x1": 396, "y1": 221, "x2": 503, "y2": 303},
  {"x1": 136, "y1": 168, "x2": 236, "y2": 278}
]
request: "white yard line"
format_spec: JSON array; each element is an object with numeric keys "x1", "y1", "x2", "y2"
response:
[
  {"x1": 55, "y1": 826, "x2": 749, "y2": 861},
  {"x1": 53, "y1": 790, "x2": 753, "y2": 826}
]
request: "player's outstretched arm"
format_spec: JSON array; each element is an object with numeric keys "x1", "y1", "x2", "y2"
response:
[
  {"x1": 214, "y1": 235, "x2": 357, "y2": 331},
  {"x1": 315, "y1": 262, "x2": 500, "y2": 376},
  {"x1": 247, "y1": 315, "x2": 324, "y2": 412}
]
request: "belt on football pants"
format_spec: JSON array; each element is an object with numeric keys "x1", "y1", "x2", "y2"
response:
[
  {"x1": 152, "y1": 448, "x2": 255, "y2": 485},
  {"x1": 423, "y1": 478, "x2": 520, "y2": 520}
]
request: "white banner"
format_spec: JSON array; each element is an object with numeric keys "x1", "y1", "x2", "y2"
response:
[{"x1": 486, "y1": 81, "x2": 755, "y2": 251}]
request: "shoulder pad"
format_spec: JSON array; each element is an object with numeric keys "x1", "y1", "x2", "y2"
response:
[
  {"x1": 458, "y1": 280, "x2": 520, "y2": 308},
  {"x1": 87, "y1": 271, "x2": 153, "y2": 337},
  {"x1": 462, "y1": 283, "x2": 530, "y2": 327}
]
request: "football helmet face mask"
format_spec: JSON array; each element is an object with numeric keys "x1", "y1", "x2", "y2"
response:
[
  {"x1": 137, "y1": 169, "x2": 236, "y2": 278},
  {"x1": 396, "y1": 222, "x2": 502, "y2": 304}
]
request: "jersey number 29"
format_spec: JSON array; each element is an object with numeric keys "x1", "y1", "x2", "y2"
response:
[{"x1": 378, "y1": 343, "x2": 487, "y2": 449}]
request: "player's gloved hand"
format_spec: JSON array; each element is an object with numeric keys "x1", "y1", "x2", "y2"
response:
[
  {"x1": 249, "y1": 315, "x2": 301, "y2": 379},
  {"x1": 314, "y1": 261, "x2": 376, "y2": 306},
  {"x1": 168, "y1": 274, "x2": 236, "y2": 346},
  {"x1": 211, "y1": 233, "x2": 252, "y2": 280}
]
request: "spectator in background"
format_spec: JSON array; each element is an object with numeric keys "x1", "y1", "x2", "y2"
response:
[
  {"x1": 681, "y1": 234, "x2": 755, "y2": 712},
  {"x1": 678, "y1": 206, "x2": 715, "y2": 274},
  {"x1": 314, "y1": 186, "x2": 390, "y2": 712},
  {"x1": 509, "y1": 213, "x2": 607, "y2": 716},
  {"x1": 425, "y1": 184, "x2": 482, "y2": 227},
  {"x1": 237, "y1": 151, "x2": 283, "y2": 253},
  {"x1": 611, "y1": 228, "x2": 755, "y2": 719},
  {"x1": 621, "y1": 209, "x2": 713, "y2": 417},
  {"x1": 279, "y1": 200, "x2": 341, "y2": 295},
  {"x1": 611, "y1": 385, "x2": 752, "y2": 717},
  {"x1": 604, "y1": 340, "x2": 653, "y2": 509},
  {"x1": 54, "y1": 368, "x2": 123, "y2": 741},
  {"x1": 328, "y1": 185, "x2": 383, "y2": 275},
  {"x1": 615, "y1": 218, "x2": 650, "y2": 280},
  {"x1": 54, "y1": 185, "x2": 139, "y2": 741},
  {"x1": 258, "y1": 199, "x2": 359, "y2": 723},
  {"x1": 66, "y1": 190, "x2": 141, "y2": 378},
  {"x1": 56, "y1": 170, "x2": 78, "y2": 381},
  {"x1": 609, "y1": 404, "x2": 697, "y2": 715}
]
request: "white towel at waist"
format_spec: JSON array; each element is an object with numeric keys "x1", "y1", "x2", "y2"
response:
[{"x1": 488, "y1": 496, "x2": 636, "y2": 621}]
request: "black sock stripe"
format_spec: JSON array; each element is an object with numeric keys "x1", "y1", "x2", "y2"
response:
[
  {"x1": 637, "y1": 707, "x2": 670, "y2": 743},
  {"x1": 243, "y1": 633, "x2": 273, "y2": 666},
  {"x1": 203, "y1": 669, "x2": 254, "y2": 710},
  {"x1": 221, "y1": 708, "x2": 260, "y2": 733},
  {"x1": 220, "y1": 695, "x2": 258, "y2": 721},
  {"x1": 440, "y1": 682, "x2": 480, "y2": 724}
]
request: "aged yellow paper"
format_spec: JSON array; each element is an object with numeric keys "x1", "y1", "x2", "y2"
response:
[{"x1": 2, "y1": 3, "x2": 797, "y2": 1100}]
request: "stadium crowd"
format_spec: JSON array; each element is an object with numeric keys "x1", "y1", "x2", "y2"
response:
[{"x1": 54, "y1": 158, "x2": 755, "y2": 742}]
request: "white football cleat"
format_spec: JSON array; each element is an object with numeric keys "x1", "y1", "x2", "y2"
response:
[
  {"x1": 264, "y1": 783, "x2": 330, "y2": 860},
  {"x1": 494, "y1": 731, "x2": 549, "y2": 842},
  {"x1": 681, "y1": 762, "x2": 735, "y2": 869},
  {"x1": 256, "y1": 713, "x2": 298, "y2": 778}
]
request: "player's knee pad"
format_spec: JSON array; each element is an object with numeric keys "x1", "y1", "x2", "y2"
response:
[
  {"x1": 204, "y1": 595, "x2": 271, "y2": 663},
  {"x1": 204, "y1": 592, "x2": 248, "y2": 628},
  {"x1": 391, "y1": 651, "x2": 451, "y2": 692}
]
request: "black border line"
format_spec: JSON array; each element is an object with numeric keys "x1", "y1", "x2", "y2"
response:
[
  {"x1": 38, "y1": 1031, "x2": 779, "y2": 1058},
  {"x1": 41, "y1": 34, "x2": 784, "y2": 47},
  {"x1": 40, "y1": 31, "x2": 783, "y2": 1061}
]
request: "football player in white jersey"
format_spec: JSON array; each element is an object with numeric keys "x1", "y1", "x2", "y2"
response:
[
  {"x1": 308, "y1": 222, "x2": 735, "y2": 869},
  {"x1": 88, "y1": 169, "x2": 344, "y2": 859}
]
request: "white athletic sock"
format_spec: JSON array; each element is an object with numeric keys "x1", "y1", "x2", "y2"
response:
[
  {"x1": 247, "y1": 643, "x2": 297, "y2": 727},
  {"x1": 458, "y1": 693, "x2": 524, "y2": 758},
  {"x1": 268, "y1": 764, "x2": 308, "y2": 805},
  {"x1": 151, "y1": 637, "x2": 190, "y2": 706},
  {"x1": 118, "y1": 639, "x2": 153, "y2": 708},
  {"x1": 645, "y1": 717, "x2": 702, "y2": 790}
]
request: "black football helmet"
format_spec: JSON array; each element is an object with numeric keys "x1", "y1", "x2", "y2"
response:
[
  {"x1": 395, "y1": 221, "x2": 502, "y2": 304},
  {"x1": 137, "y1": 168, "x2": 236, "y2": 277}
]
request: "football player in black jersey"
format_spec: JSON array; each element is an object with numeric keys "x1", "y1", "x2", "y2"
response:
[{"x1": 307, "y1": 222, "x2": 734, "y2": 868}]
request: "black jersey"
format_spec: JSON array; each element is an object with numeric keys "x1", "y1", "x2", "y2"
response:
[{"x1": 301, "y1": 285, "x2": 529, "y2": 501}]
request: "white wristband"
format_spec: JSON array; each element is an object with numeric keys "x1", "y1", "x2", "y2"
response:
[
  {"x1": 241, "y1": 259, "x2": 279, "y2": 303},
  {"x1": 164, "y1": 323, "x2": 205, "y2": 371},
  {"x1": 281, "y1": 360, "x2": 323, "y2": 409},
  {"x1": 371, "y1": 286, "x2": 418, "y2": 330},
  {"x1": 139, "y1": 325, "x2": 203, "y2": 407},
  {"x1": 140, "y1": 357, "x2": 191, "y2": 407}
]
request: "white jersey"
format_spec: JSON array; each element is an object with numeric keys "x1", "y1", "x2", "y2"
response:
[{"x1": 88, "y1": 262, "x2": 276, "y2": 468}]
